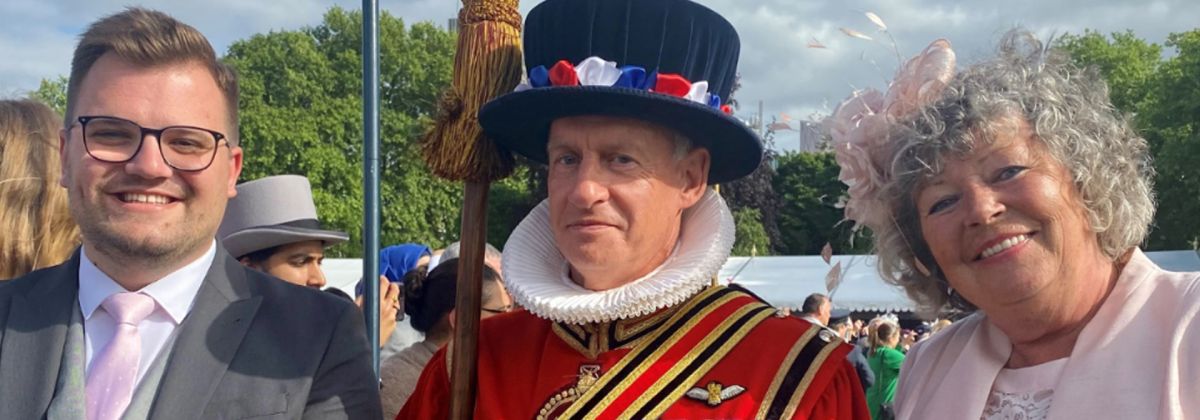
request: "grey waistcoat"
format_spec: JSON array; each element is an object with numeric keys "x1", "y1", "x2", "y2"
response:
[{"x1": 46, "y1": 301, "x2": 180, "y2": 420}]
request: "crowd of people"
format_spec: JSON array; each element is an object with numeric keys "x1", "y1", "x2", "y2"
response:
[
  {"x1": 791, "y1": 292, "x2": 966, "y2": 420},
  {"x1": 0, "y1": 0, "x2": 1197, "y2": 419}
]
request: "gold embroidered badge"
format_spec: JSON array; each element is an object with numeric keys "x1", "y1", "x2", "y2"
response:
[
  {"x1": 684, "y1": 381, "x2": 746, "y2": 407},
  {"x1": 537, "y1": 364, "x2": 604, "y2": 420},
  {"x1": 575, "y1": 364, "x2": 601, "y2": 393}
]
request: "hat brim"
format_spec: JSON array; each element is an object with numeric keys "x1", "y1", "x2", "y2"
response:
[
  {"x1": 222, "y1": 226, "x2": 349, "y2": 260},
  {"x1": 479, "y1": 86, "x2": 763, "y2": 184}
]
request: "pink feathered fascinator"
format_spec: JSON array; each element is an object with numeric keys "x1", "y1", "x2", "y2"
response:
[{"x1": 828, "y1": 39, "x2": 956, "y2": 231}]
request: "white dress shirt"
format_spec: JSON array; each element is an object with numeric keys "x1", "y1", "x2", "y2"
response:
[{"x1": 79, "y1": 241, "x2": 214, "y2": 385}]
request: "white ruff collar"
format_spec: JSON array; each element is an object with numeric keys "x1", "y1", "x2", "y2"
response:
[{"x1": 502, "y1": 189, "x2": 735, "y2": 324}]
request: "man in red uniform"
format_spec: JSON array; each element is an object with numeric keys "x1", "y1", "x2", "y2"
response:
[{"x1": 398, "y1": 0, "x2": 869, "y2": 418}]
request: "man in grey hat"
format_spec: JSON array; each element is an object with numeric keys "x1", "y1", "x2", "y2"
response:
[
  {"x1": 220, "y1": 174, "x2": 350, "y2": 288},
  {"x1": 220, "y1": 174, "x2": 401, "y2": 346}
]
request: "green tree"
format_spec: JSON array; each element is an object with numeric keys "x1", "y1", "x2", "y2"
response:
[
  {"x1": 715, "y1": 75, "x2": 785, "y2": 254},
  {"x1": 719, "y1": 126, "x2": 783, "y2": 254},
  {"x1": 29, "y1": 76, "x2": 68, "y2": 117},
  {"x1": 225, "y1": 7, "x2": 529, "y2": 257},
  {"x1": 772, "y1": 151, "x2": 870, "y2": 255},
  {"x1": 1059, "y1": 31, "x2": 1162, "y2": 112},
  {"x1": 1139, "y1": 30, "x2": 1200, "y2": 249},
  {"x1": 731, "y1": 208, "x2": 770, "y2": 256},
  {"x1": 1060, "y1": 29, "x2": 1200, "y2": 249},
  {"x1": 487, "y1": 165, "x2": 536, "y2": 248}
]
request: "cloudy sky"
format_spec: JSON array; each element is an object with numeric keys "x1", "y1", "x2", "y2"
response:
[{"x1": 2, "y1": 0, "x2": 1196, "y2": 151}]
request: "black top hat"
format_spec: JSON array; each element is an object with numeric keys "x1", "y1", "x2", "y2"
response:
[{"x1": 478, "y1": 0, "x2": 762, "y2": 184}]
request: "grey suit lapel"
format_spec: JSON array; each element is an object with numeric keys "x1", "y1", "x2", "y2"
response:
[
  {"x1": 0, "y1": 252, "x2": 80, "y2": 420},
  {"x1": 148, "y1": 249, "x2": 261, "y2": 419},
  {"x1": 46, "y1": 302, "x2": 86, "y2": 420}
]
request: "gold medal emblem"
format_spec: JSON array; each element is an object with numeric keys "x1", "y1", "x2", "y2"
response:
[{"x1": 685, "y1": 381, "x2": 746, "y2": 407}]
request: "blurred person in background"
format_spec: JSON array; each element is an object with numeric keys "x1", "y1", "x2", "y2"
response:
[
  {"x1": 0, "y1": 99, "x2": 79, "y2": 279},
  {"x1": 370, "y1": 243, "x2": 432, "y2": 359},
  {"x1": 433, "y1": 240, "x2": 510, "y2": 307},
  {"x1": 381, "y1": 242, "x2": 507, "y2": 362},
  {"x1": 219, "y1": 175, "x2": 349, "y2": 289},
  {"x1": 373, "y1": 244, "x2": 432, "y2": 291},
  {"x1": 830, "y1": 312, "x2": 853, "y2": 340},
  {"x1": 437, "y1": 240, "x2": 504, "y2": 276},
  {"x1": 379, "y1": 258, "x2": 510, "y2": 417},
  {"x1": 857, "y1": 317, "x2": 886, "y2": 349},
  {"x1": 834, "y1": 311, "x2": 875, "y2": 396},
  {"x1": 866, "y1": 321, "x2": 904, "y2": 420},
  {"x1": 800, "y1": 292, "x2": 832, "y2": 327},
  {"x1": 220, "y1": 174, "x2": 400, "y2": 347}
]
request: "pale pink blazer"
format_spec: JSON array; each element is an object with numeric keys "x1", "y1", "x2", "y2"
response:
[{"x1": 894, "y1": 249, "x2": 1200, "y2": 419}]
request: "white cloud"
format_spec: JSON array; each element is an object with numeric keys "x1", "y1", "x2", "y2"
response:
[{"x1": 1, "y1": 0, "x2": 1196, "y2": 152}]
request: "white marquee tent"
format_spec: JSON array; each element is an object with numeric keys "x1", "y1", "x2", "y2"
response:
[{"x1": 324, "y1": 251, "x2": 1200, "y2": 313}]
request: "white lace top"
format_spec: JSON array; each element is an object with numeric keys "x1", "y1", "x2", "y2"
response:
[{"x1": 980, "y1": 358, "x2": 1068, "y2": 420}]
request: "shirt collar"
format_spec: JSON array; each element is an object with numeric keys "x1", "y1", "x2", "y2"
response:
[{"x1": 78, "y1": 240, "x2": 217, "y2": 324}]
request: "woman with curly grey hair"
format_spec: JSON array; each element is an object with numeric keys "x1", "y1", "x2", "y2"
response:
[{"x1": 830, "y1": 30, "x2": 1199, "y2": 419}]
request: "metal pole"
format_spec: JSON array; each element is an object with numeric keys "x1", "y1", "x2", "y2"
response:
[
  {"x1": 361, "y1": 0, "x2": 382, "y2": 377},
  {"x1": 757, "y1": 100, "x2": 764, "y2": 137}
]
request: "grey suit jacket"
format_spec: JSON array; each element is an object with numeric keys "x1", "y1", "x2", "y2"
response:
[{"x1": 0, "y1": 247, "x2": 382, "y2": 419}]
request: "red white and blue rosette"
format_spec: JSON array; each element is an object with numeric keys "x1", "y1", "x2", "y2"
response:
[{"x1": 515, "y1": 56, "x2": 734, "y2": 115}]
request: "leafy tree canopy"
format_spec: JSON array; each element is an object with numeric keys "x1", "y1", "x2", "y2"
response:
[
  {"x1": 772, "y1": 151, "x2": 870, "y2": 255},
  {"x1": 1060, "y1": 29, "x2": 1200, "y2": 249},
  {"x1": 224, "y1": 7, "x2": 466, "y2": 257}
]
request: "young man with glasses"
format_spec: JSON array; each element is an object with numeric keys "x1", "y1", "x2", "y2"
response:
[{"x1": 0, "y1": 8, "x2": 381, "y2": 419}]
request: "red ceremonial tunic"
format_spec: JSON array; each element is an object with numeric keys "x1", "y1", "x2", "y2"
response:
[{"x1": 396, "y1": 286, "x2": 869, "y2": 419}]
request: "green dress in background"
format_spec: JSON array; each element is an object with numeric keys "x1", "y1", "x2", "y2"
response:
[{"x1": 866, "y1": 346, "x2": 905, "y2": 419}]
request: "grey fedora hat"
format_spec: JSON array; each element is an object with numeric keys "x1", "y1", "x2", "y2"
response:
[{"x1": 218, "y1": 175, "x2": 349, "y2": 259}]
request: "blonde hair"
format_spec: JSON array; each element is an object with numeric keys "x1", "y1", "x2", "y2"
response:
[
  {"x1": 0, "y1": 99, "x2": 79, "y2": 279},
  {"x1": 930, "y1": 319, "x2": 952, "y2": 335},
  {"x1": 66, "y1": 7, "x2": 239, "y2": 143},
  {"x1": 869, "y1": 320, "x2": 900, "y2": 356}
]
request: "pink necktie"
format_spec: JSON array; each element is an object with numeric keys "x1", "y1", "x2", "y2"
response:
[{"x1": 86, "y1": 292, "x2": 156, "y2": 420}]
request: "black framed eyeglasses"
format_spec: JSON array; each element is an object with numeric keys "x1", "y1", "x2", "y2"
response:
[{"x1": 75, "y1": 115, "x2": 230, "y2": 172}]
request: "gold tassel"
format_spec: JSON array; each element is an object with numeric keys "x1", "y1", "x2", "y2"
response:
[{"x1": 421, "y1": 0, "x2": 523, "y2": 182}]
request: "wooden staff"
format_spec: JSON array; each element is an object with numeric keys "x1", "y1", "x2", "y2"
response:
[{"x1": 419, "y1": 0, "x2": 522, "y2": 417}]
